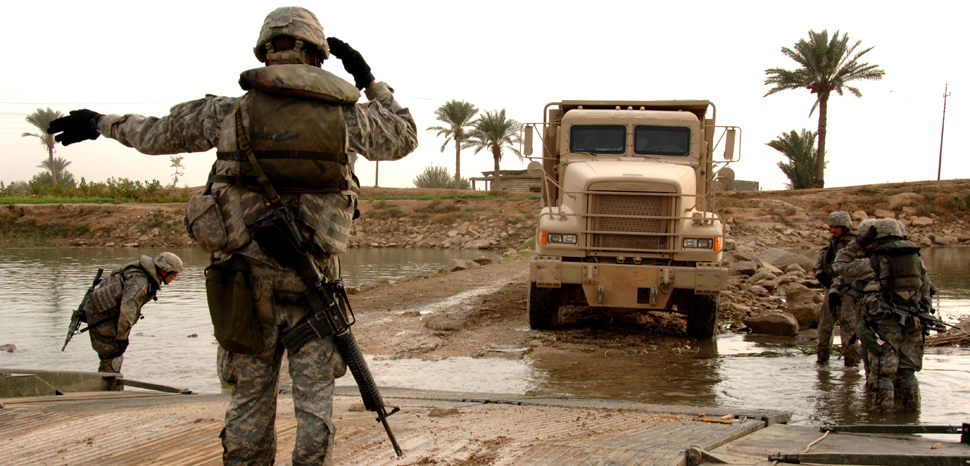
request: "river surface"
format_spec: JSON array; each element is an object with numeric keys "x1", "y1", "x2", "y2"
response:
[{"x1": 1, "y1": 246, "x2": 968, "y2": 428}]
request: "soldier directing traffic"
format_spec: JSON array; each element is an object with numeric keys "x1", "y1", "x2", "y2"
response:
[
  {"x1": 83, "y1": 252, "x2": 182, "y2": 373},
  {"x1": 48, "y1": 6, "x2": 418, "y2": 465}
]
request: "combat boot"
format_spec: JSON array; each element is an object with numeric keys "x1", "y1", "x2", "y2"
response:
[
  {"x1": 874, "y1": 389, "x2": 895, "y2": 413},
  {"x1": 816, "y1": 346, "x2": 830, "y2": 364},
  {"x1": 843, "y1": 350, "x2": 860, "y2": 367},
  {"x1": 900, "y1": 386, "x2": 920, "y2": 411}
]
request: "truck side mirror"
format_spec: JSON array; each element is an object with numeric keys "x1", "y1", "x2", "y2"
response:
[
  {"x1": 527, "y1": 161, "x2": 544, "y2": 178},
  {"x1": 723, "y1": 128, "x2": 736, "y2": 161},
  {"x1": 523, "y1": 125, "x2": 533, "y2": 156}
]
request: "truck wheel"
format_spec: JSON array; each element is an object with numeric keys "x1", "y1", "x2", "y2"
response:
[
  {"x1": 685, "y1": 293, "x2": 719, "y2": 339},
  {"x1": 528, "y1": 283, "x2": 560, "y2": 330}
]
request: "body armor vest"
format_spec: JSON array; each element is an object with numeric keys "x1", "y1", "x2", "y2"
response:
[
  {"x1": 85, "y1": 257, "x2": 159, "y2": 314},
  {"x1": 871, "y1": 240, "x2": 922, "y2": 304},
  {"x1": 201, "y1": 64, "x2": 360, "y2": 256},
  {"x1": 211, "y1": 64, "x2": 360, "y2": 194}
]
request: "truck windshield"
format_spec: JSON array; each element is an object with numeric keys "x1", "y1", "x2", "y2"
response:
[
  {"x1": 570, "y1": 125, "x2": 626, "y2": 154},
  {"x1": 634, "y1": 126, "x2": 691, "y2": 156}
]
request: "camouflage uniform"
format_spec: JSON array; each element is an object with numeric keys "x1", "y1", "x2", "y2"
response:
[
  {"x1": 84, "y1": 255, "x2": 162, "y2": 373},
  {"x1": 813, "y1": 213, "x2": 859, "y2": 365},
  {"x1": 95, "y1": 16, "x2": 416, "y2": 465},
  {"x1": 841, "y1": 231, "x2": 931, "y2": 412},
  {"x1": 832, "y1": 238, "x2": 872, "y2": 375}
]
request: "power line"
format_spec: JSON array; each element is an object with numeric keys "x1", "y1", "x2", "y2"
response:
[{"x1": 0, "y1": 101, "x2": 181, "y2": 105}]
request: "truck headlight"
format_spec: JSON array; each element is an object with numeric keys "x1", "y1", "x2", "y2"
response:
[
  {"x1": 539, "y1": 231, "x2": 578, "y2": 245},
  {"x1": 683, "y1": 238, "x2": 717, "y2": 249}
]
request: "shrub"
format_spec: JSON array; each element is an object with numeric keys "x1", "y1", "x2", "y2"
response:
[{"x1": 413, "y1": 165, "x2": 471, "y2": 189}]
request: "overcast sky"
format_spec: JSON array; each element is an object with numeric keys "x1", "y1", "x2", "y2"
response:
[{"x1": 2, "y1": 1, "x2": 966, "y2": 191}]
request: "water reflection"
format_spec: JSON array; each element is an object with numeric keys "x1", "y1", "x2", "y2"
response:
[
  {"x1": 529, "y1": 339, "x2": 721, "y2": 406},
  {"x1": 1, "y1": 247, "x2": 968, "y2": 428}
]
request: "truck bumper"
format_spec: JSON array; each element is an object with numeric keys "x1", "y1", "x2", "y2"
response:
[{"x1": 530, "y1": 258, "x2": 725, "y2": 309}]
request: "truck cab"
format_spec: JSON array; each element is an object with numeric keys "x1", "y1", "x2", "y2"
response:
[{"x1": 525, "y1": 100, "x2": 737, "y2": 338}]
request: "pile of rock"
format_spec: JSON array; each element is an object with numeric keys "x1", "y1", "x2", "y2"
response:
[
  {"x1": 719, "y1": 242, "x2": 825, "y2": 336},
  {"x1": 349, "y1": 216, "x2": 533, "y2": 251}
]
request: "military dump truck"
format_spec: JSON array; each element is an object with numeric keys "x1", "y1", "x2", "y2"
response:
[{"x1": 523, "y1": 100, "x2": 738, "y2": 338}]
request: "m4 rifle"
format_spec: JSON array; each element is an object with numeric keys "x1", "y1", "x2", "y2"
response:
[{"x1": 62, "y1": 268, "x2": 104, "y2": 351}]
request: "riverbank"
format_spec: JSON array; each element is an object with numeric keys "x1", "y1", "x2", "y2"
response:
[
  {"x1": 2, "y1": 181, "x2": 970, "y2": 250},
  {"x1": 2, "y1": 181, "x2": 969, "y2": 345}
]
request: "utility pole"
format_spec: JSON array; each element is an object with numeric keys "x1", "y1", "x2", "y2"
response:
[
  {"x1": 937, "y1": 84, "x2": 951, "y2": 181},
  {"x1": 375, "y1": 161, "x2": 379, "y2": 187}
]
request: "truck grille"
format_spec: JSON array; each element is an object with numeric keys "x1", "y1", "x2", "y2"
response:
[{"x1": 588, "y1": 193, "x2": 674, "y2": 251}]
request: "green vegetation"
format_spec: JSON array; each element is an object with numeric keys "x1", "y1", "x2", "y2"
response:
[
  {"x1": 22, "y1": 108, "x2": 65, "y2": 186},
  {"x1": 414, "y1": 198, "x2": 460, "y2": 214},
  {"x1": 367, "y1": 200, "x2": 406, "y2": 219},
  {"x1": 427, "y1": 100, "x2": 479, "y2": 190},
  {"x1": 463, "y1": 109, "x2": 522, "y2": 192},
  {"x1": 764, "y1": 29, "x2": 885, "y2": 188},
  {"x1": 0, "y1": 216, "x2": 90, "y2": 248},
  {"x1": 767, "y1": 129, "x2": 822, "y2": 190},
  {"x1": 0, "y1": 178, "x2": 187, "y2": 204},
  {"x1": 413, "y1": 164, "x2": 471, "y2": 189}
]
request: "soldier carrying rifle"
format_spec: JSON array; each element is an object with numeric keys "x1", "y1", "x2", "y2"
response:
[
  {"x1": 841, "y1": 218, "x2": 936, "y2": 413},
  {"x1": 64, "y1": 253, "x2": 182, "y2": 373},
  {"x1": 48, "y1": 6, "x2": 417, "y2": 464}
]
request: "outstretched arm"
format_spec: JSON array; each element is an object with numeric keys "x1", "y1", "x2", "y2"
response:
[{"x1": 98, "y1": 95, "x2": 236, "y2": 155}]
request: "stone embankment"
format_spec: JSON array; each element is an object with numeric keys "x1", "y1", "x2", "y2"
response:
[{"x1": 347, "y1": 215, "x2": 533, "y2": 252}]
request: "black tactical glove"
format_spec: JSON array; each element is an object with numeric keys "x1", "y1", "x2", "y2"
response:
[
  {"x1": 326, "y1": 37, "x2": 375, "y2": 90},
  {"x1": 815, "y1": 271, "x2": 832, "y2": 289},
  {"x1": 116, "y1": 338, "x2": 129, "y2": 355},
  {"x1": 856, "y1": 224, "x2": 878, "y2": 248},
  {"x1": 47, "y1": 109, "x2": 103, "y2": 146}
]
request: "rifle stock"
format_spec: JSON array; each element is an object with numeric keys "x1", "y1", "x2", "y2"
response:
[{"x1": 62, "y1": 268, "x2": 104, "y2": 351}]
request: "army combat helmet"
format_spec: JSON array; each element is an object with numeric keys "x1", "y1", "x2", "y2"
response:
[
  {"x1": 254, "y1": 7, "x2": 329, "y2": 65},
  {"x1": 856, "y1": 218, "x2": 877, "y2": 236},
  {"x1": 154, "y1": 252, "x2": 183, "y2": 274},
  {"x1": 826, "y1": 211, "x2": 852, "y2": 229},
  {"x1": 872, "y1": 218, "x2": 908, "y2": 241}
]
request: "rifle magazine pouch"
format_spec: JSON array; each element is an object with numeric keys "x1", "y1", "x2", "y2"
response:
[
  {"x1": 185, "y1": 195, "x2": 228, "y2": 254},
  {"x1": 205, "y1": 258, "x2": 263, "y2": 355}
]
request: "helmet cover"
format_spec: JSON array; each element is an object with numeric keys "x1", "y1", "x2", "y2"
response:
[
  {"x1": 154, "y1": 252, "x2": 184, "y2": 274},
  {"x1": 254, "y1": 7, "x2": 329, "y2": 63}
]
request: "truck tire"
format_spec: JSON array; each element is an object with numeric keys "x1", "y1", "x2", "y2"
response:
[
  {"x1": 685, "y1": 293, "x2": 719, "y2": 339},
  {"x1": 528, "y1": 283, "x2": 559, "y2": 330}
]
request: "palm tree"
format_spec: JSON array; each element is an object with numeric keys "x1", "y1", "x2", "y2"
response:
[
  {"x1": 22, "y1": 108, "x2": 64, "y2": 185},
  {"x1": 427, "y1": 100, "x2": 479, "y2": 190},
  {"x1": 764, "y1": 30, "x2": 885, "y2": 188},
  {"x1": 32, "y1": 156, "x2": 76, "y2": 186},
  {"x1": 463, "y1": 109, "x2": 522, "y2": 192},
  {"x1": 767, "y1": 129, "x2": 823, "y2": 190}
]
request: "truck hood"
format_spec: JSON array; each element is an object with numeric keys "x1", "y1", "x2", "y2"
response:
[{"x1": 562, "y1": 160, "x2": 696, "y2": 194}]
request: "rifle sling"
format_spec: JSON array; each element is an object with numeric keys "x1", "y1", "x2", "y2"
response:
[{"x1": 81, "y1": 315, "x2": 115, "y2": 334}]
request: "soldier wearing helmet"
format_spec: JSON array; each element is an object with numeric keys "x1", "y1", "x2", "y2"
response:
[
  {"x1": 832, "y1": 218, "x2": 879, "y2": 379},
  {"x1": 813, "y1": 211, "x2": 858, "y2": 364},
  {"x1": 82, "y1": 252, "x2": 182, "y2": 373},
  {"x1": 47, "y1": 7, "x2": 417, "y2": 464},
  {"x1": 841, "y1": 218, "x2": 934, "y2": 412}
]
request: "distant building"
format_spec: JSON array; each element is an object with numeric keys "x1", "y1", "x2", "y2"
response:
[
  {"x1": 471, "y1": 170, "x2": 542, "y2": 193},
  {"x1": 724, "y1": 180, "x2": 759, "y2": 192}
]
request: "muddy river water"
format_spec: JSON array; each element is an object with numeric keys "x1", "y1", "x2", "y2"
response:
[{"x1": 2, "y1": 247, "x2": 968, "y2": 428}]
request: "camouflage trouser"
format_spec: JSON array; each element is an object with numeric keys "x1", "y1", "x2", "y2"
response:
[
  {"x1": 817, "y1": 291, "x2": 859, "y2": 364},
  {"x1": 867, "y1": 317, "x2": 924, "y2": 394},
  {"x1": 85, "y1": 312, "x2": 125, "y2": 373},
  {"x1": 217, "y1": 260, "x2": 346, "y2": 466}
]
